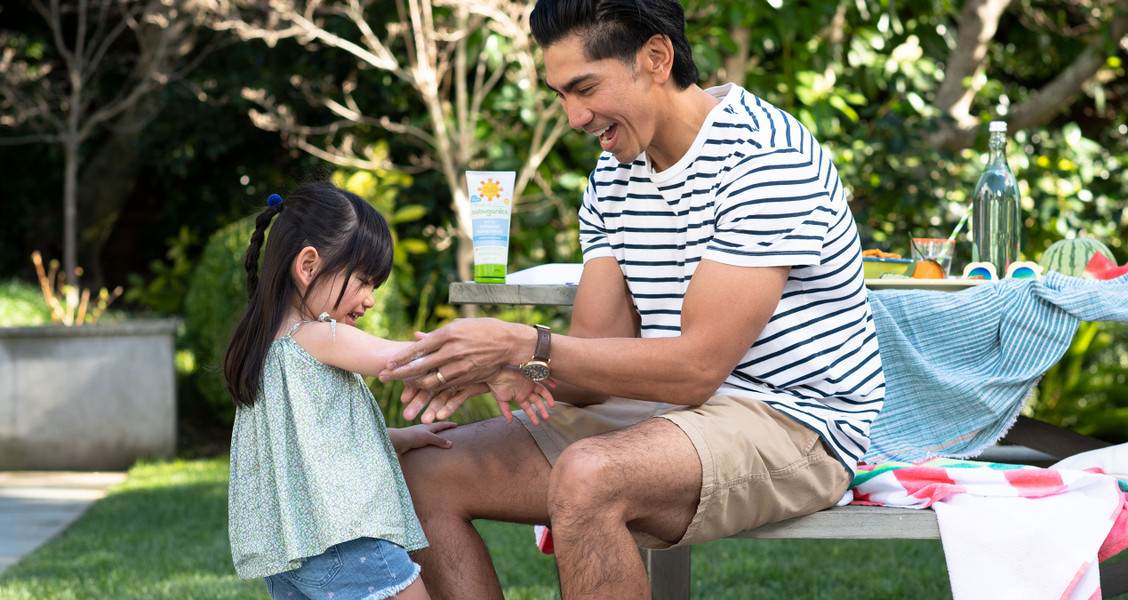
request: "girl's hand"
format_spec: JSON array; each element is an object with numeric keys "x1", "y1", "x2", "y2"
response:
[
  {"x1": 402, "y1": 383, "x2": 489, "y2": 424},
  {"x1": 388, "y1": 422, "x2": 457, "y2": 454},
  {"x1": 486, "y1": 367, "x2": 556, "y2": 425}
]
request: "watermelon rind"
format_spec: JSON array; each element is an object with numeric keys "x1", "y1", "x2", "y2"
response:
[{"x1": 1038, "y1": 238, "x2": 1115, "y2": 277}]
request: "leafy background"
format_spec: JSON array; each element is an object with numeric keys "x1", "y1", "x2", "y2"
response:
[{"x1": 0, "y1": 0, "x2": 1125, "y2": 445}]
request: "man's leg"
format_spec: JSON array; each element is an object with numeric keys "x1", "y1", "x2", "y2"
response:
[
  {"x1": 398, "y1": 416, "x2": 552, "y2": 600},
  {"x1": 548, "y1": 417, "x2": 702, "y2": 600}
]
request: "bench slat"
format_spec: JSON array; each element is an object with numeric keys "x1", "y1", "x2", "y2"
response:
[
  {"x1": 645, "y1": 505, "x2": 938, "y2": 600},
  {"x1": 727, "y1": 504, "x2": 940, "y2": 540}
]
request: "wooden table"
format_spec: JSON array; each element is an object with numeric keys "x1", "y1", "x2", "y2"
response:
[{"x1": 448, "y1": 277, "x2": 987, "y2": 305}]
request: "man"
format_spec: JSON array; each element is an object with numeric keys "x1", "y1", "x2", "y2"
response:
[{"x1": 380, "y1": 0, "x2": 884, "y2": 598}]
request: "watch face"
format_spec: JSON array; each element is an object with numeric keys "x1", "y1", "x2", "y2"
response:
[{"x1": 521, "y1": 361, "x2": 551, "y2": 381}]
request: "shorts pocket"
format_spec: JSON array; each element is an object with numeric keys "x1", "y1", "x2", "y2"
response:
[{"x1": 282, "y1": 546, "x2": 343, "y2": 588}]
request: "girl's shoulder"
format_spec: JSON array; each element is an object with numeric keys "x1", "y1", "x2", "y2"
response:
[
  {"x1": 268, "y1": 329, "x2": 326, "y2": 370},
  {"x1": 288, "y1": 313, "x2": 348, "y2": 346},
  {"x1": 270, "y1": 315, "x2": 342, "y2": 368},
  {"x1": 284, "y1": 313, "x2": 372, "y2": 371}
]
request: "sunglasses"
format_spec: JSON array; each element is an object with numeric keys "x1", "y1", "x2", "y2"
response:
[{"x1": 962, "y1": 261, "x2": 1044, "y2": 280}]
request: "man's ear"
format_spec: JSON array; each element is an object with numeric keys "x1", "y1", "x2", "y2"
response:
[
  {"x1": 293, "y1": 246, "x2": 320, "y2": 287},
  {"x1": 642, "y1": 34, "x2": 674, "y2": 85}
]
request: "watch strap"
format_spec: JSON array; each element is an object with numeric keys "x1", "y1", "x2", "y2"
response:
[{"x1": 532, "y1": 324, "x2": 551, "y2": 361}]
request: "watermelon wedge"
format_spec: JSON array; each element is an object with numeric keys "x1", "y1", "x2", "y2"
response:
[{"x1": 1084, "y1": 251, "x2": 1128, "y2": 280}]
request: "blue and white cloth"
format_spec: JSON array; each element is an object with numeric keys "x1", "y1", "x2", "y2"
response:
[{"x1": 864, "y1": 272, "x2": 1128, "y2": 463}]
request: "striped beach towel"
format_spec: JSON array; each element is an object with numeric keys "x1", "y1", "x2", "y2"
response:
[{"x1": 852, "y1": 458, "x2": 1128, "y2": 599}]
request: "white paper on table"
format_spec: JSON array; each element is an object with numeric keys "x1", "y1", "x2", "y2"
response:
[{"x1": 505, "y1": 263, "x2": 583, "y2": 286}]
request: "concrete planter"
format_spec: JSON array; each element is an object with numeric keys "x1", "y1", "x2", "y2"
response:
[{"x1": 0, "y1": 320, "x2": 177, "y2": 470}]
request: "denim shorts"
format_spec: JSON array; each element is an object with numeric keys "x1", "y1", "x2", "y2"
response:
[{"x1": 264, "y1": 537, "x2": 421, "y2": 600}]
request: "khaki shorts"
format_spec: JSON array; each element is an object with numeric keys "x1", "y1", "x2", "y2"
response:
[{"x1": 515, "y1": 394, "x2": 852, "y2": 549}]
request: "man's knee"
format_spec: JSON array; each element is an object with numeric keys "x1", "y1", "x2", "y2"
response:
[{"x1": 548, "y1": 439, "x2": 624, "y2": 514}]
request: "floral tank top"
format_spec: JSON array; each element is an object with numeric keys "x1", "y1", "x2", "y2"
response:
[{"x1": 228, "y1": 317, "x2": 427, "y2": 579}]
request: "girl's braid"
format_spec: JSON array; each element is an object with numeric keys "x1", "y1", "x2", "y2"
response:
[{"x1": 244, "y1": 204, "x2": 283, "y2": 299}]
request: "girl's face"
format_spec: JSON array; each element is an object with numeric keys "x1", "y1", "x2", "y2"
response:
[{"x1": 307, "y1": 269, "x2": 377, "y2": 329}]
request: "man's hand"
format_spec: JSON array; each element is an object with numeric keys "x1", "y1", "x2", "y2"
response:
[
  {"x1": 388, "y1": 422, "x2": 458, "y2": 454},
  {"x1": 380, "y1": 318, "x2": 530, "y2": 390}
]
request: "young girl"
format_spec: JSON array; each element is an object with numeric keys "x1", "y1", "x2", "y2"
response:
[{"x1": 222, "y1": 182, "x2": 554, "y2": 599}]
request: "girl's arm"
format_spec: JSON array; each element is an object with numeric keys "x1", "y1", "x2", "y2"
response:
[{"x1": 291, "y1": 320, "x2": 414, "y2": 377}]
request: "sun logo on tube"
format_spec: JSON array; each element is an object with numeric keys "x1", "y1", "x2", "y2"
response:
[{"x1": 477, "y1": 179, "x2": 509, "y2": 204}]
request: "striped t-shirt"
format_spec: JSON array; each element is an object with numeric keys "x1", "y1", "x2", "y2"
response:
[{"x1": 578, "y1": 83, "x2": 884, "y2": 472}]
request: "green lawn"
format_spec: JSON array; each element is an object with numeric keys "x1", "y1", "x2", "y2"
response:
[{"x1": 0, "y1": 457, "x2": 959, "y2": 599}]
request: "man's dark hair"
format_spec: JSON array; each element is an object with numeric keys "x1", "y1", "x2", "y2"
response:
[{"x1": 530, "y1": 0, "x2": 698, "y2": 89}]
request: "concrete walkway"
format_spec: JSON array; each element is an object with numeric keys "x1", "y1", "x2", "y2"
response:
[{"x1": 0, "y1": 471, "x2": 127, "y2": 576}]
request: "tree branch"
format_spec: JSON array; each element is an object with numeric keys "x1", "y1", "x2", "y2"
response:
[
  {"x1": 929, "y1": 0, "x2": 1128, "y2": 152},
  {"x1": 928, "y1": 0, "x2": 1012, "y2": 150},
  {"x1": 1006, "y1": 4, "x2": 1128, "y2": 132}
]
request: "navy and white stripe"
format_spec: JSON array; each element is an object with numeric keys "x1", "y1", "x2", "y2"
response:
[{"x1": 579, "y1": 84, "x2": 884, "y2": 474}]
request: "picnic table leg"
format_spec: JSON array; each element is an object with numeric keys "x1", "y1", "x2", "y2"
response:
[{"x1": 642, "y1": 545, "x2": 691, "y2": 600}]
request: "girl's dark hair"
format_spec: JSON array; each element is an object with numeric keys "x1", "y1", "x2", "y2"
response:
[
  {"x1": 530, "y1": 0, "x2": 698, "y2": 89},
  {"x1": 222, "y1": 181, "x2": 394, "y2": 408}
]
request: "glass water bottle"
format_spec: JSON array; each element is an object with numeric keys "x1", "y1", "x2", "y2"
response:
[{"x1": 970, "y1": 121, "x2": 1021, "y2": 275}]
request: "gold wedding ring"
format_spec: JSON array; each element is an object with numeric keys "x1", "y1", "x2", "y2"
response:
[{"x1": 435, "y1": 371, "x2": 447, "y2": 385}]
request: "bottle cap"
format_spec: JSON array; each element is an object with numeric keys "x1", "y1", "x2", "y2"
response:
[{"x1": 989, "y1": 121, "x2": 1007, "y2": 133}]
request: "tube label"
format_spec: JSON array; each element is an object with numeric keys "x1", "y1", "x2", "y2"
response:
[{"x1": 466, "y1": 170, "x2": 515, "y2": 284}]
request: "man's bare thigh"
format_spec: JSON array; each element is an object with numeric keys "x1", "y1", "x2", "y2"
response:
[
  {"x1": 557, "y1": 416, "x2": 702, "y2": 544},
  {"x1": 400, "y1": 416, "x2": 553, "y2": 525}
]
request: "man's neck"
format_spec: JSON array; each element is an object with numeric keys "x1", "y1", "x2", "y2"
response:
[{"x1": 646, "y1": 84, "x2": 723, "y2": 173}]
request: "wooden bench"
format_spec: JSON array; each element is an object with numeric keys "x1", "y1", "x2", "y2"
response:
[{"x1": 642, "y1": 416, "x2": 1126, "y2": 599}]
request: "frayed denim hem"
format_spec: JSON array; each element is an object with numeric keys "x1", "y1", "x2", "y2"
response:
[{"x1": 362, "y1": 562, "x2": 421, "y2": 600}]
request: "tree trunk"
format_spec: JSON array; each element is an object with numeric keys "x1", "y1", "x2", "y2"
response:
[
  {"x1": 63, "y1": 135, "x2": 81, "y2": 292},
  {"x1": 77, "y1": 98, "x2": 157, "y2": 288}
]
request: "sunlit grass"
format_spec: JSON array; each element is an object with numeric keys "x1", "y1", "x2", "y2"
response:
[{"x1": 0, "y1": 457, "x2": 964, "y2": 599}]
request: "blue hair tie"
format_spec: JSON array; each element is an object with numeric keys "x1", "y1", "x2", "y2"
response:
[{"x1": 267, "y1": 194, "x2": 283, "y2": 207}]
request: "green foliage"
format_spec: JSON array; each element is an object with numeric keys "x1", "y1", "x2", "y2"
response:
[
  {"x1": 124, "y1": 226, "x2": 199, "y2": 314},
  {"x1": 0, "y1": 278, "x2": 50, "y2": 327},
  {"x1": 1028, "y1": 321, "x2": 1128, "y2": 444},
  {"x1": 182, "y1": 216, "x2": 255, "y2": 424},
  {"x1": 681, "y1": 0, "x2": 1127, "y2": 271}
]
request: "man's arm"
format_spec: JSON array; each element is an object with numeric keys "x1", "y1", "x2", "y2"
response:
[
  {"x1": 548, "y1": 257, "x2": 788, "y2": 405},
  {"x1": 381, "y1": 257, "x2": 788, "y2": 407},
  {"x1": 532, "y1": 256, "x2": 639, "y2": 405}
]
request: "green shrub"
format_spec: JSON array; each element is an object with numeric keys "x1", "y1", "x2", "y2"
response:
[
  {"x1": 124, "y1": 226, "x2": 200, "y2": 315},
  {"x1": 182, "y1": 217, "x2": 255, "y2": 424},
  {"x1": 0, "y1": 278, "x2": 51, "y2": 327}
]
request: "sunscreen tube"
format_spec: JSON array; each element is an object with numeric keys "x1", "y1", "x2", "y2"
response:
[{"x1": 466, "y1": 170, "x2": 516, "y2": 284}]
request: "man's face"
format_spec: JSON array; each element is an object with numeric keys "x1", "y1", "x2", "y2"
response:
[{"x1": 544, "y1": 35, "x2": 655, "y2": 165}]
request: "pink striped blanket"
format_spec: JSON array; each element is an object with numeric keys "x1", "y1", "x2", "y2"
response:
[{"x1": 850, "y1": 458, "x2": 1128, "y2": 599}]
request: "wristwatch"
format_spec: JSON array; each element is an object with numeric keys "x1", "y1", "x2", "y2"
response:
[{"x1": 519, "y1": 324, "x2": 552, "y2": 381}]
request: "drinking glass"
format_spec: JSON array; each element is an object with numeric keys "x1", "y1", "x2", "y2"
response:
[{"x1": 911, "y1": 238, "x2": 956, "y2": 278}]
